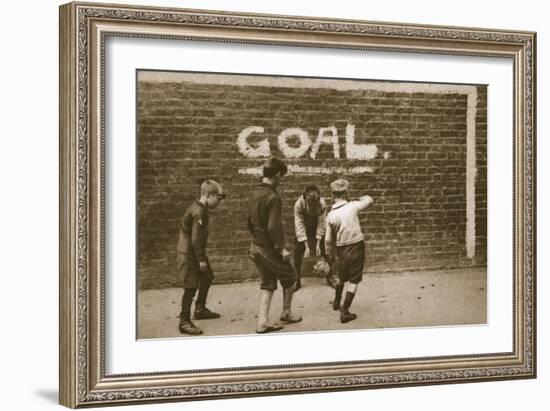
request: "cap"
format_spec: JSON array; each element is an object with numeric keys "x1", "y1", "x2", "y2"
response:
[{"x1": 330, "y1": 179, "x2": 349, "y2": 192}]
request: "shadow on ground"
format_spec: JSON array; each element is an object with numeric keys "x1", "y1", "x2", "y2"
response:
[{"x1": 35, "y1": 389, "x2": 58, "y2": 404}]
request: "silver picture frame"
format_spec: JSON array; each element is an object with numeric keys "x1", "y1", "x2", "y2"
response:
[{"x1": 59, "y1": 2, "x2": 536, "y2": 407}]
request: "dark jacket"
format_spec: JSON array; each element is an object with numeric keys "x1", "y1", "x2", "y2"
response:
[
  {"x1": 247, "y1": 183, "x2": 285, "y2": 250},
  {"x1": 176, "y1": 200, "x2": 209, "y2": 262}
]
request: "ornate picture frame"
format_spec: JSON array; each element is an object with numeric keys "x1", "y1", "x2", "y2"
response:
[{"x1": 59, "y1": 1, "x2": 536, "y2": 408}]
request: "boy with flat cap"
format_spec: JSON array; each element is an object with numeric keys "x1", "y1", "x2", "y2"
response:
[
  {"x1": 325, "y1": 179, "x2": 374, "y2": 323},
  {"x1": 177, "y1": 179, "x2": 226, "y2": 336},
  {"x1": 247, "y1": 158, "x2": 302, "y2": 334}
]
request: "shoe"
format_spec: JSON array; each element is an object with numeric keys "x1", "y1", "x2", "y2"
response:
[
  {"x1": 194, "y1": 306, "x2": 221, "y2": 320},
  {"x1": 332, "y1": 299, "x2": 341, "y2": 311},
  {"x1": 256, "y1": 323, "x2": 284, "y2": 334},
  {"x1": 340, "y1": 311, "x2": 357, "y2": 324},
  {"x1": 280, "y1": 313, "x2": 302, "y2": 324},
  {"x1": 179, "y1": 319, "x2": 203, "y2": 335}
]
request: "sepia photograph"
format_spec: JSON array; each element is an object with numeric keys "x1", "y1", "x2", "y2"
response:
[
  {"x1": 3, "y1": 0, "x2": 544, "y2": 407},
  {"x1": 58, "y1": 2, "x2": 535, "y2": 406},
  {"x1": 136, "y1": 70, "x2": 487, "y2": 339}
]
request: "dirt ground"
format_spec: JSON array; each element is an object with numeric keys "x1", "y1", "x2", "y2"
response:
[
  {"x1": 138, "y1": 267, "x2": 486, "y2": 339},
  {"x1": 138, "y1": 267, "x2": 487, "y2": 339}
]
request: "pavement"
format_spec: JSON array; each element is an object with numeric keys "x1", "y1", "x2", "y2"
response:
[{"x1": 138, "y1": 267, "x2": 486, "y2": 339}]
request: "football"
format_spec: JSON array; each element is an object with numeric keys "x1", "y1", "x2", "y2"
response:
[{"x1": 312, "y1": 260, "x2": 331, "y2": 277}]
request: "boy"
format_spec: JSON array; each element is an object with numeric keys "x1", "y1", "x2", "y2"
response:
[
  {"x1": 248, "y1": 158, "x2": 302, "y2": 334},
  {"x1": 293, "y1": 185, "x2": 335, "y2": 289},
  {"x1": 325, "y1": 179, "x2": 374, "y2": 323},
  {"x1": 176, "y1": 179, "x2": 226, "y2": 335}
]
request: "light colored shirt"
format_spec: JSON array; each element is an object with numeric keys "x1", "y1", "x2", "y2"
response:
[
  {"x1": 325, "y1": 196, "x2": 373, "y2": 254},
  {"x1": 294, "y1": 196, "x2": 327, "y2": 242}
]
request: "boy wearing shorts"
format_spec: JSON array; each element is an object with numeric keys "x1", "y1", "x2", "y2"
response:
[
  {"x1": 325, "y1": 179, "x2": 374, "y2": 323},
  {"x1": 248, "y1": 158, "x2": 302, "y2": 333},
  {"x1": 176, "y1": 179, "x2": 225, "y2": 335}
]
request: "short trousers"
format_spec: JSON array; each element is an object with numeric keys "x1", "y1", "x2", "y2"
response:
[
  {"x1": 249, "y1": 243, "x2": 297, "y2": 291},
  {"x1": 336, "y1": 241, "x2": 365, "y2": 284},
  {"x1": 176, "y1": 252, "x2": 214, "y2": 289}
]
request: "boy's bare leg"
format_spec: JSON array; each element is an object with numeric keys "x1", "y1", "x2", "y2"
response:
[
  {"x1": 258, "y1": 289, "x2": 275, "y2": 328},
  {"x1": 280, "y1": 283, "x2": 302, "y2": 323}
]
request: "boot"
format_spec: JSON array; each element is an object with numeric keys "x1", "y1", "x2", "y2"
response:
[
  {"x1": 340, "y1": 291, "x2": 357, "y2": 323},
  {"x1": 333, "y1": 284, "x2": 344, "y2": 311},
  {"x1": 178, "y1": 313, "x2": 203, "y2": 335},
  {"x1": 194, "y1": 303, "x2": 221, "y2": 320}
]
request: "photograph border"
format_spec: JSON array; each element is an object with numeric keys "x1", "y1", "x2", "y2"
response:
[{"x1": 59, "y1": 1, "x2": 536, "y2": 407}]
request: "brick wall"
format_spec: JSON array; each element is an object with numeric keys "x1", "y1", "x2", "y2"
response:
[{"x1": 137, "y1": 72, "x2": 487, "y2": 289}]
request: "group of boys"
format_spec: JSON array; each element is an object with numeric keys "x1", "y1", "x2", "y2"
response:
[{"x1": 176, "y1": 158, "x2": 374, "y2": 336}]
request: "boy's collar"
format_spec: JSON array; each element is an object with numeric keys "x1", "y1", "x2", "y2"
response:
[
  {"x1": 259, "y1": 182, "x2": 277, "y2": 192},
  {"x1": 331, "y1": 199, "x2": 348, "y2": 210}
]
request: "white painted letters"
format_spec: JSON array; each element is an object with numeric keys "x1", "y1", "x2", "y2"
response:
[
  {"x1": 345, "y1": 124, "x2": 378, "y2": 160},
  {"x1": 237, "y1": 126, "x2": 271, "y2": 158},
  {"x1": 237, "y1": 124, "x2": 380, "y2": 163},
  {"x1": 310, "y1": 126, "x2": 340, "y2": 159},
  {"x1": 277, "y1": 128, "x2": 312, "y2": 158}
]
